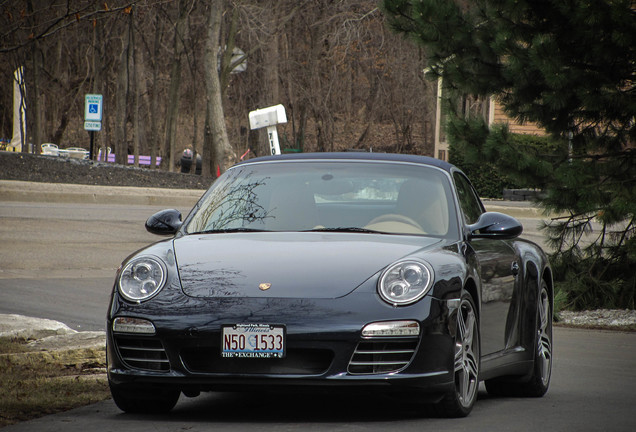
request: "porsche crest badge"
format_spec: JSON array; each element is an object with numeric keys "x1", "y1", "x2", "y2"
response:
[{"x1": 259, "y1": 283, "x2": 272, "y2": 291}]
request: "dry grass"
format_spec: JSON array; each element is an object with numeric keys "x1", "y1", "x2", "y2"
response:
[{"x1": 0, "y1": 338, "x2": 110, "y2": 427}]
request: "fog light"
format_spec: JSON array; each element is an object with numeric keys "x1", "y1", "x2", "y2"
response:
[
  {"x1": 362, "y1": 320, "x2": 420, "y2": 337},
  {"x1": 113, "y1": 317, "x2": 156, "y2": 334}
]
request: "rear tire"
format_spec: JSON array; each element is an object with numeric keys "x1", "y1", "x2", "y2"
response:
[
  {"x1": 485, "y1": 280, "x2": 552, "y2": 397},
  {"x1": 109, "y1": 380, "x2": 180, "y2": 413},
  {"x1": 434, "y1": 292, "x2": 480, "y2": 418}
]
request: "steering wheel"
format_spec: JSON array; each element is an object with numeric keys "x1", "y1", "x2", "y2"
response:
[{"x1": 365, "y1": 214, "x2": 424, "y2": 231}]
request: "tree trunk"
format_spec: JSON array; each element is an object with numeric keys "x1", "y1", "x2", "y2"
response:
[
  {"x1": 149, "y1": 12, "x2": 161, "y2": 169},
  {"x1": 163, "y1": 0, "x2": 188, "y2": 172},
  {"x1": 129, "y1": 8, "x2": 140, "y2": 167},
  {"x1": 114, "y1": 35, "x2": 129, "y2": 165},
  {"x1": 91, "y1": 17, "x2": 105, "y2": 161},
  {"x1": 202, "y1": 0, "x2": 233, "y2": 177},
  {"x1": 26, "y1": 0, "x2": 41, "y2": 153},
  {"x1": 263, "y1": 8, "x2": 280, "y2": 105},
  {"x1": 219, "y1": 6, "x2": 239, "y2": 94},
  {"x1": 30, "y1": 41, "x2": 42, "y2": 154},
  {"x1": 187, "y1": 14, "x2": 199, "y2": 174}
]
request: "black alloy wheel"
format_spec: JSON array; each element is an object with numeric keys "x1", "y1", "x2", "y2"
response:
[
  {"x1": 485, "y1": 279, "x2": 552, "y2": 397},
  {"x1": 434, "y1": 292, "x2": 480, "y2": 417}
]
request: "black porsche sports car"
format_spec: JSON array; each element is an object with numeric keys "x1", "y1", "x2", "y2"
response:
[{"x1": 107, "y1": 152, "x2": 553, "y2": 417}]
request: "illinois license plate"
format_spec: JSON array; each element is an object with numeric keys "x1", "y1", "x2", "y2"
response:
[{"x1": 222, "y1": 324, "x2": 285, "y2": 358}]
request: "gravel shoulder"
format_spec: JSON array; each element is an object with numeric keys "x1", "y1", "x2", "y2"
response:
[{"x1": 557, "y1": 309, "x2": 636, "y2": 331}]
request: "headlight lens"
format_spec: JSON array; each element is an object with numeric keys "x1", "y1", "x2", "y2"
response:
[
  {"x1": 118, "y1": 256, "x2": 167, "y2": 302},
  {"x1": 378, "y1": 260, "x2": 434, "y2": 306}
]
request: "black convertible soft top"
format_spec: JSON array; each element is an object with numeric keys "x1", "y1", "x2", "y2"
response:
[{"x1": 235, "y1": 152, "x2": 455, "y2": 173}]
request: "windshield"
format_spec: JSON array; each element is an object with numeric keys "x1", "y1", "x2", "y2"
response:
[{"x1": 185, "y1": 160, "x2": 459, "y2": 238}]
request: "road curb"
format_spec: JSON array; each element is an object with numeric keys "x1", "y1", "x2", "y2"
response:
[
  {"x1": 482, "y1": 203, "x2": 546, "y2": 219},
  {"x1": 0, "y1": 180, "x2": 204, "y2": 208}
]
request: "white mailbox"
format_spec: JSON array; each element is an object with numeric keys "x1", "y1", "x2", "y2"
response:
[{"x1": 249, "y1": 104, "x2": 287, "y2": 155}]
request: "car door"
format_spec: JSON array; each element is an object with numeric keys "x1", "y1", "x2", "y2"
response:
[{"x1": 453, "y1": 172, "x2": 521, "y2": 356}]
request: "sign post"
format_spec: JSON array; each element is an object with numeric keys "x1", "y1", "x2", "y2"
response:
[
  {"x1": 248, "y1": 105, "x2": 287, "y2": 155},
  {"x1": 84, "y1": 94, "x2": 103, "y2": 160}
]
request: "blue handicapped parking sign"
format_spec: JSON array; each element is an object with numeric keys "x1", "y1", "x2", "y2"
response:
[{"x1": 85, "y1": 94, "x2": 103, "y2": 121}]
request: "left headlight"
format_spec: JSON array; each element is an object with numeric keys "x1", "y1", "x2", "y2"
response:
[
  {"x1": 378, "y1": 260, "x2": 434, "y2": 306},
  {"x1": 118, "y1": 256, "x2": 167, "y2": 302}
]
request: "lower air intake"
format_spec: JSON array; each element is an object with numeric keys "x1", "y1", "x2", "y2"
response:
[
  {"x1": 114, "y1": 336, "x2": 170, "y2": 372},
  {"x1": 348, "y1": 339, "x2": 418, "y2": 374}
]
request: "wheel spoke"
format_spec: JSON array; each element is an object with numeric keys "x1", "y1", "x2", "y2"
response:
[
  {"x1": 459, "y1": 364, "x2": 470, "y2": 402},
  {"x1": 457, "y1": 308, "x2": 466, "y2": 340},
  {"x1": 539, "y1": 293, "x2": 549, "y2": 332},
  {"x1": 454, "y1": 347, "x2": 464, "y2": 372},
  {"x1": 454, "y1": 298, "x2": 479, "y2": 407},
  {"x1": 465, "y1": 350, "x2": 478, "y2": 379},
  {"x1": 464, "y1": 311, "x2": 474, "y2": 346},
  {"x1": 536, "y1": 287, "x2": 552, "y2": 385}
]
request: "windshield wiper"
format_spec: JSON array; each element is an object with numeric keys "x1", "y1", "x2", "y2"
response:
[
  {"x1": 190, "y1": 228, "x2": 271, "y2": 234},
  {"x1": 303, "y1": 227, "x2": 385, "y2": 234}
]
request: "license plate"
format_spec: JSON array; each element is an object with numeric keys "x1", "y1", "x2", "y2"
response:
[{"x1": 222, "y1": 324, "x2": 285, "y2": 358}]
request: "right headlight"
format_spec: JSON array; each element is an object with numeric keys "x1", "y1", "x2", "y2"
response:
[
  {"x1": 118, "y1": 256, "x2": 167, "y2": 302},
  {"x1": 378, "y1": 260, "x2": 434, "y2": 306}
]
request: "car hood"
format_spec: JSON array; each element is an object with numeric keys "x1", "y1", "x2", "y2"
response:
[{"x1": 174, "y1": 232, "x2": 443, "y2": 299}]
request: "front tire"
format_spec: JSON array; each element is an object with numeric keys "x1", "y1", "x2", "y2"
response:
[
  {"x1": 434, "y1": 292, "x2": 480, "y2": 417},
  {"x1": 485, "y1": 280, "x2": 552, "y2": 397},
  {"x1": 520, "y1": 280, "x2": 553, "y2": 396},
  {"x1": 109, "y1": 380, "x2": 180, "y2": 413}
]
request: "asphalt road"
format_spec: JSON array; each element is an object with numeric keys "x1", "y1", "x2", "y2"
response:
[
  {"x1": 1, "y1": 198, "x2": 635, "y2": 431},
  {"x1": 0, "y1": 201, "x2": 194, "y2": 330},
  {"x1": 1, "y1": 326, "x2": 634, "y2": 432}
]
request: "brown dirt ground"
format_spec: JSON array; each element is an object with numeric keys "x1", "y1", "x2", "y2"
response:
[{"x1": 0, "y1": 151, "x2": 213, "y2": 190}]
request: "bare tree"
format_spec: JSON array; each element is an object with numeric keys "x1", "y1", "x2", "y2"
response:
[
  {"x1": 148, "y1": 9, "x2": 163, "y2": 169},
  {"x1": 0, "y1": 0, "x2": 436, "y2": 167},
  {"x1": 114, "y1": 15, "x2": 130, "y2": 165},
  {"x1": 202, "y1": 0, "x2": 233, "y2": 177},
  {"x1": 129, "y1": 6, "x2": 141, "y2": 167},
  {"x1": 162, "y1": 0, "x2": 189, "y2": 171}
]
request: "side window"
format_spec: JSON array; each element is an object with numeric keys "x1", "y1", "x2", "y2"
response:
[{"x1": 453, "y1": 172, "x2": 483, "y2": 225}]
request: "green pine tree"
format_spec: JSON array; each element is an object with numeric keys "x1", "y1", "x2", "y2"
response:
[{"x1": 382, "y1": 0, "x2": 636, "y2": 309}]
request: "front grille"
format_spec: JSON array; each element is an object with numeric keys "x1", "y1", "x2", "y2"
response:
[
  {"x1": 181, "y1": 347, "x2": 333, "y2": 375},
  {"x1": 348, "y1": 339, "x2": 418, "y2": 375},
  {"x1": 114, "y1": 336, "x2": 170, "y2": 372}
]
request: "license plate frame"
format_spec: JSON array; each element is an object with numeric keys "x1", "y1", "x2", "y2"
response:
[{"x1": 221, "y1": 324, "x2": 286, "y2": 359}]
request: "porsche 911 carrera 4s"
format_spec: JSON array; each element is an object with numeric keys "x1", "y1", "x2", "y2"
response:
[{"x1": 106, "y1": 152, "x2": 553, "y2": 417}]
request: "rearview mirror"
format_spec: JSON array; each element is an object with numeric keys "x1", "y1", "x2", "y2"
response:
[
  {"x1": 468, "y1": 212, "x2": 523, "y2": 239},
  {"x1": 145, "y1": 209, "x2": 183, "y2": 235}
]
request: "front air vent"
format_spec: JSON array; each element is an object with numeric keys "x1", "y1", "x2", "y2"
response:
[
  {"x1": 348, "y1": 339, "x2": 418, "y2": 375},
  {"x1": 114, "y1": 336, "x2": 170, "y2": 372}
]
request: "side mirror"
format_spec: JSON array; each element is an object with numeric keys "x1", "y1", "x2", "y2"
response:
[
  {"x1": 468, "y1": 212, "x2": 523, "y2": 239},
  {"x1": 145, "y1": 209, "x2": 183, "y2": 235}
]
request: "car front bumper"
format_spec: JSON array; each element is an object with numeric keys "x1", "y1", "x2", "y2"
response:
[{"x1": 107, "y1": 289, "x2": 460, "y2": 398}]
